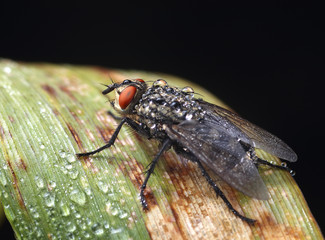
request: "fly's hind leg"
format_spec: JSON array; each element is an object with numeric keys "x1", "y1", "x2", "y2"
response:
[
  {"x1": 253, "y1": 157, "x2": 295, "y2": 176},
  {"x1": 174, "y1": 147, "x2": 256, "y2": 224},
  {"x1": 239, "y1": 140, "x2": 295, "y2": 176}
]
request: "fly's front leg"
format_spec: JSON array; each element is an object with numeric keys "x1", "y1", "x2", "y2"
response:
[
  {"x1": 107, "y1": 111, "x2": 123, "y2": 121},
  {"x1": 76, "y1": 117, "x2": 142, "y2": 157},
  {"x1": 107, "y1": 111, "x2": 151, "y2": 138}
]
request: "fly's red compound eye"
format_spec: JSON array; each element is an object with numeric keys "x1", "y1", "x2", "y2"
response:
[
  {"x1": 119, "y1": 86, "x2": 137, "y2": 109},
  {"x1": 136, "y1": 78, "x2": 145, "y2": 83}
]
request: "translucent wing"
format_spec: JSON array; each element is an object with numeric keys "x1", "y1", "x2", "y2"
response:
[
  {"x1": 199, "y1": 100, "x2": 297, "y2": 162},
  {"x1": 166, "y1": 120, "x2": 269, "y2": 200}
]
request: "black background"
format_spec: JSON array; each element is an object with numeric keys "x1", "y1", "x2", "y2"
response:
[{"x1": 1, "y1": 1, "x2": 324, "y2": 238}]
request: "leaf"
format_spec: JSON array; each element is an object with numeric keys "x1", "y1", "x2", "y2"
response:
[{"x1": 0, "y1": 59, "x2": 323, "y2": 239}]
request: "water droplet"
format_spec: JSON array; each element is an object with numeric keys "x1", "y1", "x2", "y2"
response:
[
  {"x1": 84, "y1": 188, "x2": 92, "y2": 196},
  {"x1": 3, "y1": 192, "x2": 9, "y2": 199},
  {"x1": 69, "y1": 189, "x2": 86, "y2": 206},
  {"x1": 59, "y1": 150, "x2": 68, "y2": 159},
  {"x1": 103, "y1": 221, "x2": 110, "y2": 229},
  {"x1": 4, "y1": 205, "x2": 15, "y2": 221},
  {"x1": 119, "y1": 211, "x2": 128, "y2": 219},
  {"x1": 74, "y1": 211, "x2": 81, "y2": 218},
  {"x1": 40, "y1": 144, "x2": 45, "y2": 150},
  {"x1": 60, "y1": 202, "x2": 70, "y2": 216},
  {"x1": 4, "y1": 66, "x2": 12, "y2": 74},
  {"x1": 48, "y1": 180, "x2": 56, "y2": 190},
  {"x1": 67, "y1": 154, "x2": 76, "y2": 163},
  {"x1": 1, "y1": 165, "x2": 7, "y2": 171},
  {"x1": 43, "y1": 192, "x2": 56, "y2": 207},
  {"x1": 111, "y1": 208, "x2": 119, "y2": 216},
  {"x1": 35, "y1": 229, "x2": 43, "y2": 238},
  {"x1": 82, "y1": 231, "x2": 90, "y2": 238},
  {"x1": 66, "y1": 222, "x2": 76, "y2": 233},
  {"x1": 68, "y1": 169, "x2": 79, "y2": 180},
  {"x1": 111, "y1": 227, "x2": 123, "y2": 234},
  {"x1": 290, "y1": 170, "x2": 296, "y2": 176},
  {"x1": 31, "y1": 208, "x2": 40, "y2": 219},
  {"x1": 65, "y1": 164, "x2": 73, "y2": 170},
  {"x1": 0, "y1": 170, "x2": 7, "y2": 186},
  {"x1": 91, "y1": 223, "x2": 104, "y2": 236},
  {"x1": 281, "y1": 162, "x2": 287, "y2": 167},
  {"x1": 97, "y1": 181, "x2": 109, "y2": 193},
  {"x1": 66, "y1": 233, "x2": 75, "y2": 240},
  {"x1": 80, "y1": 176, "x2": 89, "y2": 187},
  {"x1": 35, "y1": 176, "x2": 45, "y2": 189},
  {"x1": 79, "y1": 221, "x2": 87, "y2": 230},
  {"x1": 60, "y1": 166, "x2": 68, "y2": 175}
]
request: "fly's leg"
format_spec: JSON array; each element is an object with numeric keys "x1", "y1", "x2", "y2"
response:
[
  {"x1": 174, "y1": 147, "x2": 256, "y2": 224},
  {"x1": 140, "y1": 139, "x2": 171, "y2": 209},
  {"x1": 239, "y1": 141, "x2": 295, "y2": 176},
  {"x1": 195, "y1": 158, "x2": 256, "y2": 224},
  {"x1": 76, "y1": 117, "x2": 146, "y2": 157},
  {"x1": 254, "y1": 158, "x2": 295, "y2": 176},
  {"x1": 107, "y1": 111, "x2": 152, "y2": 138},
  {"x1": 107, "y1": 111, "x2": 123, "y2": 121}
]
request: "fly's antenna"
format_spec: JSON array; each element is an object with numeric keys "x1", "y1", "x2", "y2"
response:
[{"x1": 108, "y1": 73, "x2": 115, "y2": 84}]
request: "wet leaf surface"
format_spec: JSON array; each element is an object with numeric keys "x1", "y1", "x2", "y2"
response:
[{"x1": 0, "y1": 60, "x2": 323, "y2": 239}]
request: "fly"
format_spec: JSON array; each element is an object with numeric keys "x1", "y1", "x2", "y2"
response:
[{"x1": 77, "y1": 78, "x2": 297, "y2": 224}]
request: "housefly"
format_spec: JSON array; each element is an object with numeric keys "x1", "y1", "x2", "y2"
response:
[{"x1": 77, "y1": 78, "x2": 297, "y2": 224}]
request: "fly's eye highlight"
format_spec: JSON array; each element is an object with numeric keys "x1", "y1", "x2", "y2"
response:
[{"x1": 119, "y1": 86, "x2": 137, "y2": 109}]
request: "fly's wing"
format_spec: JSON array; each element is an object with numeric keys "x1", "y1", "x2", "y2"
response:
[
  {"x1": 165, "y1": 120, "x2": 269, "y2": 200},
  {"x1": 199, "y1": 100, "x2": 297, "y2": 162}
]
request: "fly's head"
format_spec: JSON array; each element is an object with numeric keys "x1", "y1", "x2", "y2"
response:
[{"x1": 102, "y1": 78, "x2": 147, "y2": 114}]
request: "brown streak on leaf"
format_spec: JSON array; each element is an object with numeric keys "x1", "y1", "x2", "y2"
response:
[
  {"x1": 66, "y1": 123, "x2": 83, "y2": 150},
  {"x1": 59, "y1": 85, "x2": 77, "y2": 101},
  {"x1": 92, "y1": 67, "x2": 112, "y2": 76},
  {"x1": 95, "y1": 126, "x2": 115, "y2": 142},
  {"x1": 8, "y1": 116, "x2": 15, "y2": 123},
  {"x1": 133, "y1": 133, "x2": 145, "y2": 144},
  {"x1": 69, "y1": 110, "x2": 80, "y2": 123},
  {"x1": 7, "y1": 159, "x2": 26, "y2": 209},
  {"x1": 118, "y1": 157, "x2": 158, "y2": 209},
  {"x1": 0, "y1": 125, "x2": 4, "y2": 140},
  {"x1": 41, "y1": 84, "x2": 57, "y2": 98},
  {"x1": 47, "y1": 233, "x2": 53, "y2": 240},
  {"x1": 19, "y1": 158, "x2": 27, "y2": 171},
  {"x1": 170, "y1": 203, "x2": 187, "y2": 239},
  {"x1": 78, "y1": 156, "x2": 99, "y2": 174},
  {"x1": 52, "y1": 108, "x2": 59, "y2": 116},
  {"x1": 118, "y1": 153, "x2": 187, "y2": 239},
  {"x1": 163, "y1": 152, "x2": 254, "y2": 239},
  {"x1": 120, "y1": 158, "x2": 144, "y2": 188},
  {"x1": 256, "y1": 211, "x2": 305, "y2": 239}
]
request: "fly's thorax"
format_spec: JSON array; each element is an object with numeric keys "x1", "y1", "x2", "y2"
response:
[{"x1": 133, "y1": 84, "x2": 205, "y2": 128}]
